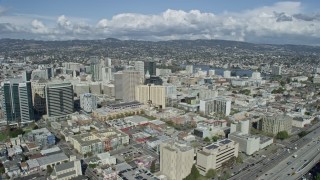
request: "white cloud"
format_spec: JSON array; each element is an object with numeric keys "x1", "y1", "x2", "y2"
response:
[{"x1": 0, "y1": 2, "x2": 320, "y2": 44}]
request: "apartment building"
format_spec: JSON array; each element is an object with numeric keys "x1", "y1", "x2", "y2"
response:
[
  {"x1": 160, "y1": 141, "x2": 194, "y2": 180},
  {"x1": 261, "y1": 113, "x2": 292, "y2": 135},
  {"x1": 200, "y1": 97, "x2": 231, "y2": 116}
]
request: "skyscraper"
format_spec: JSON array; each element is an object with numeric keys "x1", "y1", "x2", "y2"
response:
[
  {"x1": 32, "y1": 80, "x2": 47, "y2": 114},
  {"x1": 102, "y1": 58, "x2": 112, "y2": 83},
  {"x1": 46, "y1": 82, "x2": 74, "y2": 119},
  {"x1": 134, "y1": 61, "x2": 145, "y2": 76},
  {"x1": 19, "y1": 82, "x2": 34, "y2": 123},
  {"x1": 114, "y1": 71, "x2": 141, "y2": 102},
  {"x1": 144, "y1": 61, "x2": 156, "y2": 76},
  {"x1": 90, "y1": 56, "x2": 103, "y2": 82},
  {"x1": 2, "y1": 81, "x2": 34, "y2": 125},
  {"x1": 22, "y1": 70, "x2": 32, "y2": 81}
]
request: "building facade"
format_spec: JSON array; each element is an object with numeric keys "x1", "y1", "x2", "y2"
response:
[
  {"x1": 114, "y1": 71, "x2": 141, "y2": 102},
  {"x1": 32, "y1": 81, "x2": 47, "y2": 114},
  {"x1": 135, "y1": 84, "x2": 166, "y2": 109},
  {"x1": 46, "y1": 83, "x2": 74, "y2": 119},
  {"x1": 261, "y1": 114, "x2": 292, "y2": 135},
  {"x1": 2, "y1": 81, "x2": 34, "y2": 125},
  {"x1": 160, "y1": 141, "x2": 194, "y2": 180},
  {"x1": 80, "y1": 93, "x2": 97, "y2": 113},
  {"x1": 196, "y1": 139, "x2": 239, "y2": 175},
  {"x1": 200, "y1": 97, "x2": 231, "y2": 116}
]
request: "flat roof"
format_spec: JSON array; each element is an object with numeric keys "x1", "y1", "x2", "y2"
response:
[
  {"x1": 36, "y1": 153, "x2": 68, "y2": 166},
  {"x1": 108, "y1": 101, "x2": 142, "y2": 108},
  {"x1": 205, "y1": 144, "x2": 219, "y2": 150}
]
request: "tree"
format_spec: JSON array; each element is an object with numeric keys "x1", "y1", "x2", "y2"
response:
[
  {"x1": 205, "y1": 169, "x2": 217, "y2": 178},
  {"x1": 184, "y1": 165, "x2": 200, "y2": 180},
  {"x1": 298, "y1": 131, "x2": 308, "y2": 138},
  {"x1": 47, "y1": 165, "x2": 53, "y2": 174},
  {"x1": 212, "y1": 136, "x2": 219, "y2": 142},
  {"x1": 204, "y1": 137, "x2": 211, "y2": 142},
  {"x1": 316, "y1": 173, "x2": 320, "y2": 180},
  {"x1": 276, "y1": 131, "x2": 289, "y2": 140},
  {"x1": 150, "y1": 160, "x2": 156, "y2": 173},
  {"x1": 236, "y1": 155, "x2": 243, "y2": 164}
]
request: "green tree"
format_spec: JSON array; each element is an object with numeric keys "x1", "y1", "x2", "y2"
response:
[
  {"x1": 47, "y1": 165, "x2": 53, "y2": 174},
  {"x1": 276, "y1": 131, "x2": 289, "y2": 140},
  {"x1": 8, "y1": 128, "x2": 24, "y2": 138},
  {"x1": 0, "y1": 163, "x2": 5, "y2": 174},
  {"x1": 205, "y1": 169, "x2": 217, "y2": 178},
  {"x1": 150, "y1": 160, "x2": 156, "y2": 173},
  {"x1": 204, "y1": 137, "x2": 211, "y2": 142},
  {"x1": 298, "y1": 131, "x2": 308, "y2": 138},
  {"x1": 89, "y1": 163, "x2": 97, "y2": 169},
  {"x1": 212, "y1": 136, "x2": 219, "y2": 142},
  {"x1": 184, "y1": 165, "x2": 200, "y2": 180},
  {"x1": 316, "y1": 173, "x2": 320, "y2": 180},
  {"x1": 236, "y1": 155, "x2": 243, "y2": 164}
]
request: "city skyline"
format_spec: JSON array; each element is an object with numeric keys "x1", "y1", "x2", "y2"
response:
[{"x1": 0, "y1": 0, "x2": 319, "y2": 45}]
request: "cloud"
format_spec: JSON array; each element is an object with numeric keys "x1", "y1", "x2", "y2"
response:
[{"x1": 0, "y1": 2, "x2": 320, "y2": 45}]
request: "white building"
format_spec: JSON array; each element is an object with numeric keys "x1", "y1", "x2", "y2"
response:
[
  {"x1": 196, "y1": 139, "x2": 238, "y2": 175},
  {"x1": 160, "y1": 141, "x2": 194, "y2": 180},
  {"x1": 135, "y1": 84, "x2": 167, "y2": 108},
  {"x1": 156, "y1": 68, "x2": 172, "y2": 76},
  {"x1": 134, "y1": 61, "x2": 145, "y2": 76},
  {"x1": 251, "y1": 71, "x2": 261, "y2": 80},
  {"x1": 208, "y1": 70, "x2": 215, "y2": 76},
  {"x1": 200, "y1": 97, "x2": 231, "y2": 116},
  {"x1": 223, "y1": 70, "x2": 231, "y2": 78},
  {"x1": 50, "y1": 160, "x2": 82, "y2": 180},
  {"x1": 186, "y1": 65, "x2": 193, "y2": 74},
  {"x1": 80, "y1": 93, "x2": 97, "y2": 113}
]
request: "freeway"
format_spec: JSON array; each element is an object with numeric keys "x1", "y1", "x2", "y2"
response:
[
  {"x1": 230, "y1": 122, "x2": 320, "y2": 180},
  {"x1": 262, "y1": 129, "x2": 320, "y2": 180}
]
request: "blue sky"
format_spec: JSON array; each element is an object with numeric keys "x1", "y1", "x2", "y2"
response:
[{"x1": 0, "y1": 0, "x2": 320, "y2": 45}]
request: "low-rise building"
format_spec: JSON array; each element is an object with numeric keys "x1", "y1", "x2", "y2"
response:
[
  {"x1": 25, "y1": 128, "x2": 55, "y2": 148},
  {"x1": 50, "y1": 160, "x2": 82, "y2": 180},
  {"x1": 196, "y1": 139, "x2": 239, "y2": 175},
  {"x1": 261, "y1": 113, "x2": 292, "y2": 135}
]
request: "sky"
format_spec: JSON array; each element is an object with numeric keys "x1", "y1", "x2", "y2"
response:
[{"x1": 0, "y1": 0, "x2": 320, "y2": 45}]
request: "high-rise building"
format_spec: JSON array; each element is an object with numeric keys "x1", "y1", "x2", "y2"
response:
[
  {"x1": 114, "y1": 72, "x2": 124, "y2": 100},
  {"x1": 223, "y1": 70, "x2": 231, "y2": 78},
  {"x1": 62, "y1": 62, "x2": 81, "y2": 72},
  {"x1": 271, "y1": 65, "x2": 282, "y2": 76},
  {"x1": 2, "y1": 81, "x2": 34, "y2": 125},
  {"x1": 199, "y1": 97, "x2": 231, "y2": 116},
  {"x1": 144, "y1": 61, "x2": 156, "y2": 76},
  {"x1": 32, "y1": 81, "x2": 47, "y2": 114},
  {"x1": 160, "y1": 141, "x2": 194, "y2": 180},
  {"x1": 80, "y1": 93, "x2": 97, "y2": 113},
  {"x1": 134, "y1": 61, "x2": 145, "y2": 76},
  {"x1": 135, "y1": 84, "x2": 166, "y2": 108},
  {"x1": 186, "y1": 65, "x2": 193, "y2": 74},
  {"x1": 102, "y1": 58, "x2": 112, "y2": 83},
  {"x1": 22, "y1": 70, "x2": 32, "y2": 81},
  {"x1": 90, "y1": 56, "x2": 103, "y2": 82},
  {"x1": 114, "y1": 71, "x2": 141, "y2": 102},
  {"x1": 46, "y1": 83, "x2": 74, "y2": 119},
  {"x1": 196, "y1": 139, "x2": 238, "y2": 175},
  {"x1": 144, "y1": 76, "x2": 163, "y2": 85},
  {"x1": 19, "y1": 82, "x2": 34, "y2": 123},
  {"x1": 260, "y1": 114, "x2": 292, "y2": 135}
]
